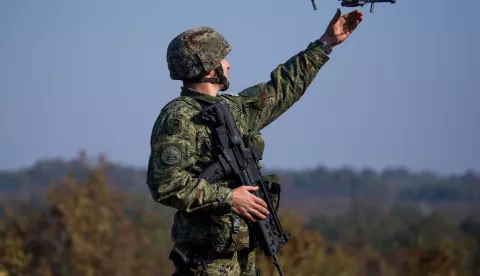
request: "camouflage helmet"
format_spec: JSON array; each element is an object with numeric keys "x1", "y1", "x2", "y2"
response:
[{"x1": 166, "y1": 26, "x2": 232, "y2": 81}]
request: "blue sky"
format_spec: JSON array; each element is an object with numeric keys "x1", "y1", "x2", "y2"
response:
[{"x1": 1, "y1": 0, "x2": 479, "y2": 175}]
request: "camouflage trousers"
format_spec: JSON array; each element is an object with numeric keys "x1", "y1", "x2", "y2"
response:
[{"x1": 170, "y1": 244, "x2": 258, "y2": 276}]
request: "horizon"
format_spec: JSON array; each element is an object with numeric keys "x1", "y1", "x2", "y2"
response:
[{"x1": 3, "y1": 150, "x2": 478, "y2": 178}]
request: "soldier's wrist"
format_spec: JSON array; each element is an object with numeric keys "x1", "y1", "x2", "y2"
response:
[
  {"x1": 315, "y1": 36, "x2": 334, "y2": 55},
  {"x1": 216, "y1": 186, "x2": 233, "y2": 214}
]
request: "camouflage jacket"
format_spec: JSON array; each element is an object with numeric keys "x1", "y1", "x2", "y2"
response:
[{"x1": 147, "y1": 40, "x2": 330, "y2": 253}]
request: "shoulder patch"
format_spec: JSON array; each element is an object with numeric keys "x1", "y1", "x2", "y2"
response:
[{"x1": 161, "y1": 145, "x2": 182, "y2": 165}]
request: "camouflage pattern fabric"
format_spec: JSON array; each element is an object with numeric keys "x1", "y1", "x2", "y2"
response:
[{"x1": 147, "y1": 39, "x2": 330, "y2": 275}]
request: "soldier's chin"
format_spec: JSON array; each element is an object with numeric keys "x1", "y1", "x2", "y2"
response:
[{"x1": 220, "y1": 82, "x2": 230, "y2": 91}]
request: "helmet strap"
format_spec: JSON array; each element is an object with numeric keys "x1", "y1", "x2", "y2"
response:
[{"x1": 197, "y1": 66, "x2": 230, "y2": 91}]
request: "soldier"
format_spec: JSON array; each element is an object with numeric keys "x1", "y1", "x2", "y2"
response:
[{"x1": 147, "y1": 8, "x2": 364, "y2": 276}]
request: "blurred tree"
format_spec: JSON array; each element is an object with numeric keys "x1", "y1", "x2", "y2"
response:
[
  {"x1": 42, "y1": 158, "x2": 158, "y2": 276},
  {"x1": 400, "y1": 238, "x2": 468, "y2": 276},
  {"x1": 0, "y1": 207, "x2": 33, "y2": 275},
  {"x1": 255, "y1": 210, "x2": 356, "y2": 276}
]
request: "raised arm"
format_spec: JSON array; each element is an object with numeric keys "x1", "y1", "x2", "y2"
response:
[
  {"x1": 238, "y1": 40, "x2": 330, "y2": 131},
  {"x1": 236, "y1": 9, "x2": 363, "y2": 131}
]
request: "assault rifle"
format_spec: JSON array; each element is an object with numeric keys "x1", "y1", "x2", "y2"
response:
[
  {"x1": 311, "y1": 0, "x2": 396, "y2": 12},
  {"x1": 197, "y1": 99, "x2": 290, "y2": 276}
]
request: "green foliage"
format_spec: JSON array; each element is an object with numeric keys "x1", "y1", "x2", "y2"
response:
[
  {"x1": 306, "y1": 203, "x2": 464, "y2": 253},
  {"x1": 0, "y1": 153, "x2": 479, "y2": 275}
]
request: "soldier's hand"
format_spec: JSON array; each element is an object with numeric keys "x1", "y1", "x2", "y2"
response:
[
  {"x1": 232, "y1": 186, "x2": 270, "y2": 222},
  {"x1": 320, "y1": 8, "x2": 363, "y2": 46}
]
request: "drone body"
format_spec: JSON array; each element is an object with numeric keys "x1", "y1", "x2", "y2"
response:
[{"x1": 311, "y1": 0, "x2": 396, "y2": 12}]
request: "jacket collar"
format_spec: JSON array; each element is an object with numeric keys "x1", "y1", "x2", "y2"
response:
[{"x1": 180, "y1": 87, "x2": 223, "y2": 104}]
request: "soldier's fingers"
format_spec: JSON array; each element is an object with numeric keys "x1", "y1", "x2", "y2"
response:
[
  {"x1": 249, "y1": 208, "x2": 267, "y2": 220},
  {"x1": 243, "y1": 185, "x2": 259, "y2": 192},
  {"x1": 253, "y1": 196, "x2": 267, "y2": 208},
  {"x1": 343, "y1": 15, "x2": 362, "y2": 26},
  {"x1": 243, "y1": 212, "x2": 257, "y2": 222},
  {"x1": 342, "y1": 9, "x2": 362, "y2": 21},
  {"x1": 344, "y1": 13, "x2": 363, "y2": 24},
  {"x1": 329, "y1": 8, "x2": 342, "y2": 26},
  {"x1": 232, "y1": 206, "x2": 240, "y2": 216},
  {"x1": 254, "y1": 204, "x2": 270, "y2": 216},
  {"x1": 343, "y1": 20, "x2": 361, "y2": 33}
]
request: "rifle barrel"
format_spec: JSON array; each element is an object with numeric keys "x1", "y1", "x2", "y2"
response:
[{"x1": 273, "y1": 255, "x2": 285, "y2": 276}]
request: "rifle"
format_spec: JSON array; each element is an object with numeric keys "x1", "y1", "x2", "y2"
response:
[
  {"x1": 197, "y1": 99, "x2": 290, "y2": 276},
  {"x1": 312, "y1": 0, "x2": 396, "y2": 12}
]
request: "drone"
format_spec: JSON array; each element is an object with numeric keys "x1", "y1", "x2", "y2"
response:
[{"x1": 311, "y1": 0, "x2": 396, "y2": 13}]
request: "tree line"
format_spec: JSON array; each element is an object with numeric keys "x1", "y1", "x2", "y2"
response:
[{"x1": 0, "y1": 154, "x2": 479, "y2": 275}]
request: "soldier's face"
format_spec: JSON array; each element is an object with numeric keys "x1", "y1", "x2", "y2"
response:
[{"x1": 221, "y1": 59, "x2": 230, "y2": 80}]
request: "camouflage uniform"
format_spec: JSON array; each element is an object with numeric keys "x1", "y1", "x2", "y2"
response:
[{"x1": 147, "y1": 27, "x2": 331, "y2": 276}]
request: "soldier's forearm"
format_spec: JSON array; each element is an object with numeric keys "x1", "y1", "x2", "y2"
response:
[
  {"x1": 243, "y1": 40, "x2": 332, "y2": 131},
  {"x1": 267, "y1": 39, "x2": 331, "y2": 104},
  {"x1": 152, "y1": 174, "x2": 233, "y2": 214}
]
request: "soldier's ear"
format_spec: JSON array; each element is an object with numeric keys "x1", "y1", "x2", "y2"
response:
[{"x1": 204, "y1": 69, "x2": 216, "y2": 78}]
